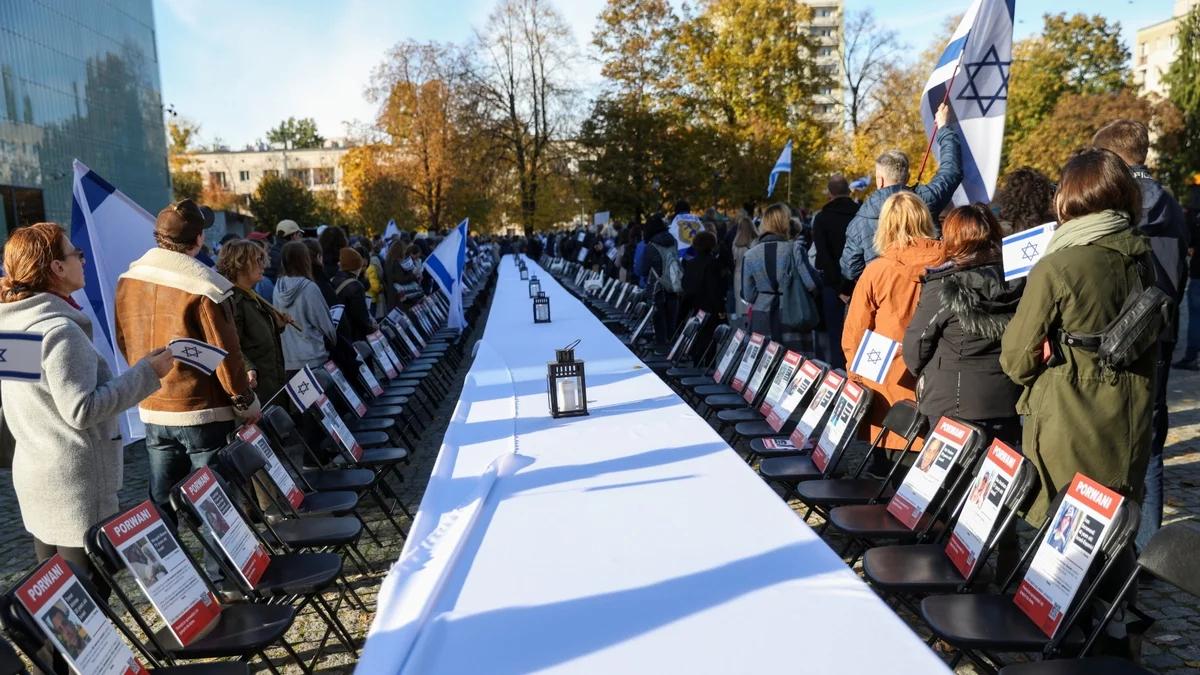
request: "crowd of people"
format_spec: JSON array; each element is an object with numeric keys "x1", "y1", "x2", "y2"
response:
[{"x1": 0, "y1": 202, "x2": 458, "y2": 611}]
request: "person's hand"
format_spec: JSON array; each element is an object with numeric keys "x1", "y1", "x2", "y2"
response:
[
  {"x1": 145, "y1": 348, "x2": 174, "y2": 378},
  {"x1": 935, "y1": 102, "x2": 951, "y2": 129},
  {"x1": 247, "y1": 369, "x2": 258, "y2": 389},
  {"x1": 241, "y1": 409, "x2": 262, "y2": 425}
]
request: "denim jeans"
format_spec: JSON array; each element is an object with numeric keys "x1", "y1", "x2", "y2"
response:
[
  {"x1": 1182, "y1": 279, "x2": 1200, "y2": 361},
  {"x1": 144, "y1": 420, "x2": 235, "y2": 512},
  {"x1": 1137, "y1": 345, "x2": 1170, "y2": 550}
]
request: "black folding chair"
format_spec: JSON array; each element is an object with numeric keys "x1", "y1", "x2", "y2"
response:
[
  {"x1": 0, "y1": 638, "x2": 24, "y2": 675},
  {"x1": 997, "y1": 519, "x2": 1200, "y2": 675},
  {"x1": 920, "y1": 497, "x2": 1142, "y2": 672},
  {"x1": 256, "y1": 405, "x2": 375, "y2": 494},
  {"x1": 664, "y1": 324, "x2": 732, "y2": 383},
  {"x1": 85, "y1": 509, "x2": 301, "y2": 674}
]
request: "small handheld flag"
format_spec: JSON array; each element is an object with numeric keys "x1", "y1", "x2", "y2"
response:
[
  {"x1": 766, "y1": 139, "x2": 792, "y2": 198},
  {"x1": 0, "y1": 332, "x2": 43, "y2": 382},
  {"x1": 850, "y1": 330, "x2": 901, "y2": 384},
  {"x1": 1002, "y1": 222, "x2": 1056, "y2": 281},
  {"x1": 330, "y1": 304, "x2": 346, "y2": 328},
  {"x1": 168, "y1": 338, "x2": 228, "y2": 376},
  {"x1": 285, "y1": 365, "x2": 323, "y2": 411}
]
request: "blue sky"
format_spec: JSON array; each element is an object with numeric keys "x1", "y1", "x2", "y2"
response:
[{"x1": 153, "y1": 0, "x2": 1172, "y2": 148}]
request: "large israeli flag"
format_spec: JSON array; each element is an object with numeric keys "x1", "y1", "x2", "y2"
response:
[
  {"x1": 70, "y1": 159, "x2": 157, "y2": 440},
  {"x1": 921, "y1": 0, "x2": 1014, "y2": 205},
  {"x1": 424, "y1": 218, "x2": 468, "y2": 329},
  {"x1": 766, "y1": 139, "x2": 792, "y2": 198}
]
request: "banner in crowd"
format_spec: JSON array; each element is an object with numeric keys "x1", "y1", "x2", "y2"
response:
[
  {"x1": 1015, "y1": 473, "x2": 1124, "y2": 637},
  {"x1": 887, "y1": 417, "x2": 973, "y2": 529},
  {"x1": 17, "y1": 555, "x2": 148, "y2": 674},
  {"x1": 70, "y1": 160, "x2": 156, "y2": 441},
  {"x1": 946, "y1": 439, "x2": 1023, "y2": 577},
  {"x1": 921, "y1": 0, "x2": 1014, "y2": 204},
  {"x1": 100, "y1": 501, "x2": 220, "y2": 646},
  {"x1": 180, "y1": 467, "x2": 271, "y2": 587},
  {"x1": 425, "y1": 218, "x2": 468, "y2": 329},
  {"x1": 0, "y1": 331, "x2": 44, "y2": 381},
  {"x1": 668, "y1": 213, "x2": 702, "y2": 255},
  {"x1": 1002, "y1": 222, "x2": 1056, "y2": 281}
]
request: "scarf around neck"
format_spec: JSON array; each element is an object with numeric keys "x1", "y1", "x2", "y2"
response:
[{"x1": 1043, "y1": 209, "x2": 1130, "y2": 257}]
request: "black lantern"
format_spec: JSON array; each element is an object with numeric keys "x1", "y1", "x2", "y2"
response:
[
  {"x1": 519, "y1": 264, "x2": 529, "y2": 280},
  {"x1": 528, "y1": 275, "x2": 541, "y2": 298},
  {"x1": 533, "y1": 291, "x2": 551, "y2": 323},
  {"x1": 547, "y1": 340, "x2": 587, "y2": 418}
]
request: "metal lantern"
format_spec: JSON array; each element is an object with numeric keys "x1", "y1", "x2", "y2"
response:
[
  {"x1": 528, "y1": 275, "x2": 541, "y2": 298},
  {"x1": 533, "y1": 291, "x2": 551, "y2": 323},
  {"x1": 547, "y1": 340, "x2": 587, "y2": 418},
  {"x1": 520, "y1": 266, "x2": 529, "y2": 281}
]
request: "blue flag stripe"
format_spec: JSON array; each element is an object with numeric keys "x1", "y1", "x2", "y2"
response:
[
  {"x1": 71, "y1": 181, "x2": 114, "y2": 350},
  {"x1": 935, "y1": 35, "x2": 969, "y2": 69}
]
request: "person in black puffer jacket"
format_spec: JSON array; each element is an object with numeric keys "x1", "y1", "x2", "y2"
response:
[{"x1": 902, "y1": 204, "x2": 1025, "y2": 447}]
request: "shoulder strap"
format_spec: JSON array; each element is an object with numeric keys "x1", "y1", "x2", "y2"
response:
[{"x1": 335, "y1": 278, "x2": 358, "y2": 295}]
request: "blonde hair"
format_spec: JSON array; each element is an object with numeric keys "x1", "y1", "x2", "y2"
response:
[
  {"x1": 759, "y1": 203, "x2": 791, "y2": 238},
  {"x1": 216, "y1": 239, "x2": 266, "y2": 283},
  {"x1": 874, "y1": 192, "x2": 933, "y2": 252}
]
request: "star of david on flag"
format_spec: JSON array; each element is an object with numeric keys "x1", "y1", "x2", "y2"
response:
[
  {"x1": 167, "y1": 338, "x2": 228, "y2": 376},
  {"x1": 921, "y1": 0, "x2": 1014, "y2": 205},
  {"x1": 1002, "y1": 221, "x2": 1057, "y2": 281},
  {"x1": 0, "y1": 332, "x2": 44, "y2": 382},
  {"x1": 286, "y1": 365, "x2": 324, "y2": 411},
  {"x1": 851, "y1": 330, "x2": 900, "y2": 384}
]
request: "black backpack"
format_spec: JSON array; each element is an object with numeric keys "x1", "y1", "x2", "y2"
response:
[{"x1": 1061, "y1": 256, "x2": 1173, "y2": 371}]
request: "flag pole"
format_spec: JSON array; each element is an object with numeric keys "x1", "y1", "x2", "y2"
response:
[{"x1": 915, "y1": 25, "x2": 971, "y2": 185}]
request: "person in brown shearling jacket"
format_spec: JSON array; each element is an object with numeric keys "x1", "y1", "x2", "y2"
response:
[{"x1": 115, "y1": 199, "x2": 261, "y2": 512}]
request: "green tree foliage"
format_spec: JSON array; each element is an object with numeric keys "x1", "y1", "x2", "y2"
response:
[
  {"x1": 1162, "y1": 5, "x2": 1200, "y2": 195},
  {"x1": 247, "y1": 174, "x2": 317, "y2": 230},
  {"x1": 171, "y1": 170, "x2": 202, "y2": 202},
  {"x1": 265, "y1": 116, "x2": 325, "y2": 150}
]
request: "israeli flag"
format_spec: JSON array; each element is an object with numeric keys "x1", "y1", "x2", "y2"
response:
[
  {"x1": 1002, "y1": 221, "x2": 1056, "y2": 281},
  {"x1": 330, "y1": 304, "x2": 346, "y2": 328},
  {"x1": 70, "y1": 159, "x2": 157, "y2": 441},
  {"x1": 0, "y1": 332, "x2": 44, "y2": 382},
  {"x1": 285, "y1": 365, "x2": 324, "y2": 411},
  {"x1": 168, "y1": 338, "x2": 227, "y2": 376},
  {"x1": 766, "y1": 139, "x2": 792, "y2": 198},
  {"x1": 850, "y1": 329, "x2": 901, "y2": 384},
  {"x1": 668, "y1": 213, "x2": 703, "y2": 256},
  {"x1": 921, "y1": 0, "x2": 1014, "y2": 204},
  {"x1": 424, "y1": 218, "x2": 468, "y2": 329}
]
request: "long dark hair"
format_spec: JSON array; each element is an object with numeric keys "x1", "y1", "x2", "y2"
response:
[
  {"x1": 1055, "y1": 148, "x2": 1142, "y2": 224},
  {"x1": 281, "y1": 240, "x2": 313, "y2": 279},
  {"x1": 937, "y1": 204, "x2": 1002, "y2": 267}
]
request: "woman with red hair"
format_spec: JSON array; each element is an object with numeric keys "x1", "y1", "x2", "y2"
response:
[{"x1": 902, "y1": 204, "x2": 1025, "y2": 447}]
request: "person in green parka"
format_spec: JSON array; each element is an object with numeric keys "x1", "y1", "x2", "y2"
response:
[
  {"x1": 217, "y1": 240, "x2": 288, "y2": 409},
  {"x1": 1000, "y1": 148, "x2": 1156, "y2": 526}
]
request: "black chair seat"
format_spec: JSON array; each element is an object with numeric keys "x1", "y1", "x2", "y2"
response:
[
  {"x1": 827, "y1": 504, "x2": 914, "y2": 538},
  {"x1": 155, "y1": 663, "x2": 251, "y2": 675},
  {"x1": 381, "y1": 384, "x2": 420, "y2": 396},
  {"x1": 758, "y1": 455, "x2": 820, "y2": 482},
  {"x1": 359, "y1": 446, "x2": 409, "y2": 466},
  {"x1": 679, "y1": 375, "x2": 716, "y2": 388},
  {"x1": 156, "y1": 603, "x2": 294, "y2": 658},
  {"x1": 666, "y1": 367, "x2": 706, "y2": 379},
  {"x1": 736, "y1": 421, "x2": 778, "y2": 439},
  {"x1": 271, "y1": 516, "x2": 363, "y2": 548},
  {"x1": 255, "y1": 552, "x2": 342, "y2": 596},
  {"x1": 997, "y1": 657, "x2": 1153, "y2": 675},
  {"x1": 360, "y1": 404, "x2": 406, "y2": 420},
  {"x1": 294, "y1": 490, "x2": 359, "y2": 517},
  {"x1": 370, "y1": 395, "x2": 410, "y2": 407},
  {"x1": 717, "y1": 408, "x2": 762, "y2": 424},
  {"x1": 862, "y1": 544, "x2": 969, "y2": 594},
  {"x1": 345, "y1": 417, "x2": 395, "y2": 434},
  {"x1": 302, "y1": 468, "x2": 374, "y2": 492},
  {"x1": 352, "y1": 430, "x2": 392, "y2": 447},
  {"x1": 692, "y1": 384, "x2": 734, "y2": 397},
  {"x1": 920, "y1": 593, "x2": 1086, "y2": 652},
  {"x1": 0, "y1": 639, "x2": 23, "y2": 675},
  {"x1": 795, "y1": 477, "x2": 890, "y2": 507},
  {"x1": 703, "y1": 393, "x2": 750, "y2": 409}
]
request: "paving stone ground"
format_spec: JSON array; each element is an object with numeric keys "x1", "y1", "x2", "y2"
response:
[{"x1": 0, "y1": 296, "x2": 1196, "y2": 672}]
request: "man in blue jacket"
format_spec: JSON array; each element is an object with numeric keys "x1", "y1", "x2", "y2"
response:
[
  {"x1": 1092, "y1": 119, "x2": 1191, "y2": 550},
  {"x1": 840, "y1": 103, "x2": 962, "y2": 284}
]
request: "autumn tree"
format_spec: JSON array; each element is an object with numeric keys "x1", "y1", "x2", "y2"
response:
[
  {"x1": 470, "y1": 0, "x2": 577, "y2": 234},
  {"x1": 839, "y1": 9, "x2": 901, "y2": 132},
  {"x1": 167, "y1": 117, "x2": 202, "y2": 201},
  {"x1": 247, "y1": 174, "x2": 317, "y2": 231},
  {"x1": 265, "y1": 116, "x2": 325, "y2": 150},
  {"x1": 1161, "y1": 4, "x2": 1200, "y2": 195},
  {"x1": 340, "y1": 144, "x2": 416, "y2": 231}
]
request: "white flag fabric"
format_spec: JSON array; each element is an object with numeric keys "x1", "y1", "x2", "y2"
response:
[
  {"x1": 70, "y1": 159, "x2": 158, "y2": 441},
  {"x1": 384, "y1": 219, "x2": 401, "y2": 241},
  {"x1": 330, "y1": 304, "x2": 346, "y2": 328},
  {"x1": 668, "y1": 213, "x2": 703, "y2": 255},
  {"x1": 850, "y1": 329, "x2": 901, "y2": 384},
  {"x1": 285, "y1": 365, "x2": 324, "y2": 411},
  {"x1": 0, "y1": 332, "x2": 44, "y2": 382},
  {"x1": 921, "y1": 0, "x2": 1014, "y2": 204},
  {"x1": 767, "y1": 139, "x2": 792, "y2": 197},
  {"x1": 424, "y1": 218, "x2": 468, "y2": 329},
  {"x1": 1002, "y1": 222, "x2": 1057, "y2": 281},
  {"x1": 168, "y1": 338, "x2": 228, "y2": 376}
]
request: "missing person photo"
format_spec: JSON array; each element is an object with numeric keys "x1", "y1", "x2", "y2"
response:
[{"x1": 43, "y1": 601, "x2": 90, "y2": 659}]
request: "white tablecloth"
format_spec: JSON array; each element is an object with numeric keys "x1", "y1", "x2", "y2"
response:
[{"x1": 358, "y1": 256, "x2": 950, "y2": 674}]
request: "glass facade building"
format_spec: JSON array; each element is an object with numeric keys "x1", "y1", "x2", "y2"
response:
[{"x1": 0, "y1": 0, "x2": 169, "y2": 241}]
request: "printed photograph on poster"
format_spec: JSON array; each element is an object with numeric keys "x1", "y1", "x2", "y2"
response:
[
  {"x1": 945, "y1": 440, "x2": 1022, "y2": 578},
  {"x1": 123, "y1": 539, "x2": 168, "y2": 587},
  {"x1": 887, "y1": 418, "x2": 971, "y2": 530},
  {"x1": 181, "y1": 469, "x2": 271, "y2": 588},
  {"x1": 789, "y1": 372, "x2": 841, "y2": 446},
  {"x1": 1047, "y1": 504, "x2": 1081, "y2": 554},
  {"x1": 44, "y1": 600, "x2": 90, "y2": 657}
]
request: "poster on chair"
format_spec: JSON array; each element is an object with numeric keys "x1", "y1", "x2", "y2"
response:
[
  {"x1": 317, "y1": 395, "x2": 364, "y2": 461},
  {"x1": 236, "y1": 424, "x2": 306, "y2": 509},
  {"x1": 1014, "y1": 473, "x2": 1124, "y2": 638},
  {"x1": 17, "y1": 555, "x2": 149, "y2": 675},
  {"x1": 945, "y1": 440, "x2": 1023, "y2": 578},
  {"x1": 179, "y1": 467, "x2": 271, "y2": 588},
  {"x1": 760, "y1": 350, "x2": 801, "y2": 419},
  {"x1": 324, "y1": 361, "x2": 368, "y2": 417},
  {"x1": 886, "y1": 417, "x2": 972, "y2": 530},
  {"x1": 788, "y1": 370, "x2": 843, "y2": 449},
  {"x1": 101, "y1": 500, "x2": 220, "y2": 646},
  {"x1": 810, "y1": 379, "x2": 862, "y2": 473},
  {"x1": 730, "y1": 333, "x2": 765, "y2": 391}
]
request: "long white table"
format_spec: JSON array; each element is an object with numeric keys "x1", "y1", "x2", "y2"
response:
[{"x1": 358, "y1": 256, "x2": 950, "y2": 674}]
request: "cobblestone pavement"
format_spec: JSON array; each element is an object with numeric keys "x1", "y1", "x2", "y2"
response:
[{"x1": 0, "y1": 303, "x2": 1197, "y2": 672}]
